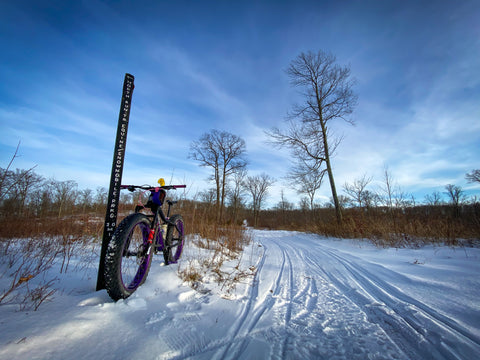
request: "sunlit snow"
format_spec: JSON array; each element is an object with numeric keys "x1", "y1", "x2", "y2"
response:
[{"x1": 1, "y1": 230, "x2": 479, "y2": 359}]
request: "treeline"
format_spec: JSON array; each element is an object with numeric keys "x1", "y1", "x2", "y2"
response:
[
  {"x1": 0, "y1": 167, "x2": 108, "y2": 218},
  {"x1": 190, "y1": 184, "x2": 480, "y2": 245},
  {"x1": 258, "y1": 172, "x2": 480, "y2": 245},
  {"x1": 0, "y1": 166, "x2": 243, "y2": 239},
  {"x1": 1, "y1": 166, "x2": 479, "y2": 245}
]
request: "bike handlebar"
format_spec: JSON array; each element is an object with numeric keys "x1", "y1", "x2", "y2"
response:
[{"x1": 121, "y1": 184, "x2": 186, "y2": 192}]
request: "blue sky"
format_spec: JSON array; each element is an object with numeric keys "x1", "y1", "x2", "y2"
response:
[{"x1": 1, "y1": 0, "x2": 479, "y2": 207}]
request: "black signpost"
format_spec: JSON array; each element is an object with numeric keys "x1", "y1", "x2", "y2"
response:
[{"x1": 96, "y1": 73, "x2": 134, "y2": 291}]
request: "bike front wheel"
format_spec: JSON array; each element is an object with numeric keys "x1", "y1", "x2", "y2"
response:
[
  {"x1": 163, "y1": 214, "x2": 185, "y2": 265},
  {"x1": 104, "y1": 213, "x2": 154, "y2": 301}
]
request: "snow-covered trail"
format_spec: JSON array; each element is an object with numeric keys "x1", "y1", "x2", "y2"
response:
[
  {"x1": 210, "y1": 231, "x2": 480, "y2": 360},
  {"x1": 1, "y1": 230, "x2": 479, "y2": 360}
]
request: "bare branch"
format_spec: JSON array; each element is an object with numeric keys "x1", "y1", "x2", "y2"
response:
[
  {"x1": 466, "y1": 169, "x2": 480, "y2": 184},
  {"x1": 0, "y1": 142, "x2": 38, "y2": 203}
]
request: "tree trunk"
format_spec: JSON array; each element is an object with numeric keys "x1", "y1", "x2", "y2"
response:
[
  {"x1": 220, "y1": 167, "x2": 227, "y2": 223},
  {"x1": 326, "y1": 156, "x2": 342, "y2": 223},
  {"x1": 320, "y1": 119, "x2": 342, "y2": 223},
  {"x1": 215, "y1": 168, "x2": 221, "y2": 223}
]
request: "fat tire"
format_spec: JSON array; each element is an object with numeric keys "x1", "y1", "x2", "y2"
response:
[
  {"x1": 104, "y1": 213, "x2": 153, "y2": 301},
  {"x1": 163, "y1": 214, "x2": 185, "y2": 265}
]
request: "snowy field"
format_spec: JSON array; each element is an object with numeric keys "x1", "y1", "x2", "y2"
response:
[{"x1": 1, "y1": 229, "x2": 479, "y2": 359}]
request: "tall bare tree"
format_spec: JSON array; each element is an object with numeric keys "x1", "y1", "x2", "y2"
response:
[
  {"x1": 189, "y1": 129, "x2": 247, "y2": 222},
  {"x1": 268, "y1": 50, "x2": 357, "y2": 223},
  {"x1": 243, "y1": 173, "x2": 275, "y2": 227}
]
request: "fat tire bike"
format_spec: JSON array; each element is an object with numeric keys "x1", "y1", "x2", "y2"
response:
[{"x1": 104, "y1": 182, "x2": 186, "y2": 301}]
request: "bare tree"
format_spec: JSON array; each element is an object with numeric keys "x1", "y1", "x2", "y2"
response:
[
  {"x1": 343, "y1": 174, "x2": 373, "y2": 208},
  {"x1": 445, "y1": 184, "x2": 465, "y2": 217},
  {"x1": 337, "y1": 195, "x2": 350, "y2": 209},
  {"x1": 51, "y1": 180, "x2": 78, "y2": 218},
  {"x1": 190, "y1": 130, "x2": 247, "y2": 222},
  {"x1": 78, "y1": 189, "x2": 94, "y2": 214},
  {"x1": 380, "y1": 167, "x2": 406, "y2": 234},
  {"x1": 466, "y1": 169, "x2": 480, "y2": 184},
  {"x1": 362, "y1": 190, "x2": 382, "y2": 208},
  {"x1": 268, "y1": 50, "x2": 357, "y2": 223},
  {"x1": 299, "y1": 196, "x2": 310, "y2": 212},
  {"x1": 228, "y1": 168, "x2": 247, "y2": 224},
  {"x1": 119, "y1": 191, "x2": 133, "y2": 209},
  {"x1": 243, "y1": 173, "x2": 275, "y2": 227},
  {"x1": 326, "y1": 195, "x2": 349, "y2": 210},
  {"x1": 288, "y1": 158, "x2": 326, "y2": 212},
  {"x1": 0, "y1": 143, "x2": 38, "y2": 207},
  {"x1": 0, "y1": 170, "x2": 43, "y2": 216},
  {"x1": 275, "y1": 189, "x2": 294, "y2": 224},
  {"x1": 199, "y1": 188, "x2": 217, "y2": 204},
  {"x1": 381, "y1": 167, "x2": 397, "y2": 210},
  {"x1": 424, "y1": 191, "x2": 443, "y2": 206},
  {"x1": 445, "y1": 184, "x2": 465, "y2": 207},
  {"x1": 15, "y1": 169, "x2": 44, "y2": 216},
  {"x1": 276, "y1": 189, "x2": 294, "y2": 211},
  {"x1": 379, "y1": 167, "x2": 412, "y2": 208},
  {"x1": 94, "y1": 186, "x2": 107, "y2": 213},
  {"x1": 36, "y1": 183, "x2": 54, "y2": 217}
]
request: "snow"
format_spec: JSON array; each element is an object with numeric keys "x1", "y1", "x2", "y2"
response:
[{"x1": 1, "y1": 230, "x2": 480, "y2": 359}]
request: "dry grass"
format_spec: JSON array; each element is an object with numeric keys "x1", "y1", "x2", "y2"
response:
[
  {"x1": 254, "y1": 204, "x2": 480, "y2": 247},
  {"x1": 173, "y1": 199, "x2": 254, "y2": 291},
  {"x1": 177, "y1": 229, "x2": 256, "y2": 296},
  {"x1": 0, "y1": 215, "x2": 103, "y2": 244},
  {"x1": 1, "y1": 237, "x2": 58, "y2": 308}
]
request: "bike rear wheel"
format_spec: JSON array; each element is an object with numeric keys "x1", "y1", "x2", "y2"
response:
[
  {"x1": 163, "y1": 214, "x2": 185, "y2": 265},
  {"x1": 104, "y1": 213, "x2": 154, "y2": 301}
]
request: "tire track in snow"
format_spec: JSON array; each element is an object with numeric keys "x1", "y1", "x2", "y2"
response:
[
  {"x1": 315, "y1": 244, "x2": 480, "y2": 360},
  {"x1": 299, "y1": 241, "x2": 410, "y2": 359},
  {"x1": 160, "y1": 241, "x2": 270, "y2": 360},
  {"x1": 223, "y1": 238, "x2": 293, "y2": 359},
  {"x1": 209, "y1": 241, "x2": 271, "y2": 360},
  {"x1": 303, "y1": 249, "x2": 423, "y2": 360},
  {"x1": 217, "y1": 232, "x2": 305, "y2": 359},
  {"x1": 208, "y1": 232, "x2": 413, "y2": 359},
  {"x1": 171, "y1": 231, "x2": 472, "y2": 359},
  {"x1": 230, "y1": 232, "x2": 405, "y2": 360},
  {"x1": 191, "y1": 237, "x2": 291, "y2": 360},
  {"x1": 276, "y1": 242, "x2": 295, "y2": 359},
  {"x1": 264, "y1": 235, "x2": 388, "y2": 359}
]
